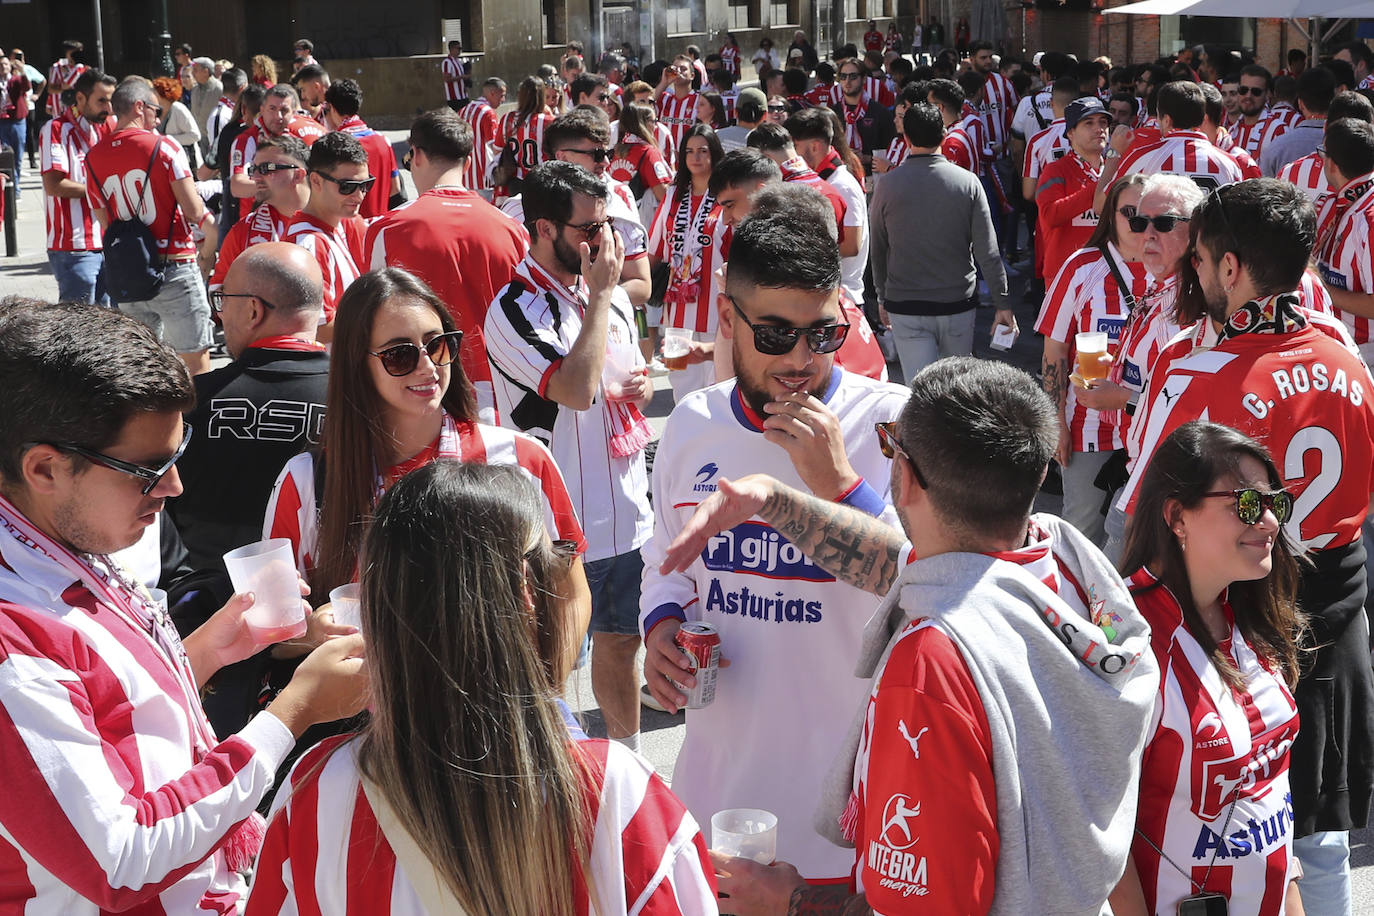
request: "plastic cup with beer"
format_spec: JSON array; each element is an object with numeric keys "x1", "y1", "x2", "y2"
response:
[
  {"x1": 223, "y1": 539, "x2": 307, "y2": 644},
  {"x1": 1075, "y1": 331, "x2": 1109, "y2": 382},
  {"x1": 328, "y1": 583, "x2": 362, "y2": 631},
  {"x1": 662, "y1": 328, "x2": 692, "y2": 371},
  {"x1": 711, "y1": 808, "x2": 778, "y2": 864}
]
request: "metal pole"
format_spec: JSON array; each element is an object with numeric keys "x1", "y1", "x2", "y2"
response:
[
  {"x1": 153, "y1": 0, "x2": 174, "y2": 77},
  {"x1": 92, "y1": 0, "x2": 106, "y2": 71}
]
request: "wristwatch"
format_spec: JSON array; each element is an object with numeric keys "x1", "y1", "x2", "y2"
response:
[{"x1": 1105, "y1": 148, "x2": 1120, "y2": 160}]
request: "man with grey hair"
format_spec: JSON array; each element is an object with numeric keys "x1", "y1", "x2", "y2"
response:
[{"x1": 188, "y1": 56, "x2": 222, "y2": 161}]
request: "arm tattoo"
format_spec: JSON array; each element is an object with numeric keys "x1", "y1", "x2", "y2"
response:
[
  {"x1": 788, "y1": 884, "x2": 873, "y2": 916},
  {"x1": 760, "y1": 483, "x2": 904, "y2": 596},
  {"x1": 1041, "y1": 356, "x2": 1068, "y2": 412}
]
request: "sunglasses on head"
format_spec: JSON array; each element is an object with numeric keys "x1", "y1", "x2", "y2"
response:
[
  {"x1": 729, "y1": 296, "x2": 850, "y2": 355},
  {"x1": 248, "y1": 161, "x2": 302, "y2": 176},
  {"x1": 46, "y1": 422, "x2": 193, "y2": 495},
  {"x1": 369, "y1": 330, "x2": 463, "y2": 376},
  {"x1": 1127, "y1": 213, "x2": 1189, "y2": 234},
  {"x1": 314, "y1": 171, "x2": 377, "y2": 195},
  {"x1": 1203, "y1": 487, "x2": 1293, "y2": 525}
]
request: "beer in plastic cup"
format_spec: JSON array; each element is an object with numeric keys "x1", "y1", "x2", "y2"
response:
[
  {"x1": 329, "y1": 583, "x2": 362, "y2": 631},
  {"x1": 1075, "y1": 331, "x2": 1109, "y2": 381},
  {"x1": 223, "y1": 539, "x2": 307, "y2": 643},
  {"x1": 663, "y1": 328, "x2": 692, "y2": 371},
  {"x1": 711, "y1": 808, "x2": 778, "y2": 864}
]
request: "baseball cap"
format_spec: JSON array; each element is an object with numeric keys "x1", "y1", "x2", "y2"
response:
[
  {"x1": 738, "y1": 87, "x2": 767, "y2": 112},
  {"x1": 789, "y1": 48, "x2": 804, "y2": 59},
  {"x1": 1064, "y1": 96, "x2": 1108, "y2": 134}
]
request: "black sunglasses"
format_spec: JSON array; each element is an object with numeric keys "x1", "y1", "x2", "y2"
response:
[
  {"x1": 209, "y1": 291, "x2": 278, "y2": 314},
  {"x1": 560, "y1": 218, "x2": 609, "y2": 241},
  {"x1": 369, "y1": 330, "x2": 463, "y2": 377},
  {"x1": 875, "y1": 421, "x2": 928, "y2": 488},
  {"x1": 1203, "y1": 487, "x2": 1293, "y2": 525},
  {"x1": 1127, "y1": 213, "x2": 1189, "y2": 234},
  {"x1": 48, "y1": 422, "x2": 192, "y2": 495},
  {"x1": 314, "y1": 171, "x2": 377, "y2": 195},
  {"x1": 839, "y1": 72, "x2": 864, "y2": 81},
  {"x1": 1236, "y1": 85, "x2": 1267, "y2": 96},
  {"x1": 730, "y1": 296, "x2": 850, "y2": 356},
  {"x1": 563, "y1": 146, "x2": 612, "y2": 163},
  {"x1": 247, "y1": 162, "x2": 301, "y2": 176}
]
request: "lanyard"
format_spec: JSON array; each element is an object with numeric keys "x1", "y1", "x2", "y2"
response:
[{"x1": 1134, "y1": 790, "x2": 1239, "y2": 895}]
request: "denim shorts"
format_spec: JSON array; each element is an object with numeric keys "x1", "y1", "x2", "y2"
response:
[
  {"x1": 120, "y1": 260, "x2": 213, "y2": 353},
  {"x1": 585, "y1": 549, "x2": 644, "y2": 636}
]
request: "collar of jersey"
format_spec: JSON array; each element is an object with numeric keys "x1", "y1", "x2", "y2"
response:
[{"x1": 730, "y1": 366, "x2": 842, "y2": 432}]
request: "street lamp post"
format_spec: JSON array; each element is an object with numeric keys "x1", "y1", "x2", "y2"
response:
[{"x1": 150, "y1": 0, "x2": 174, "y2": 77}]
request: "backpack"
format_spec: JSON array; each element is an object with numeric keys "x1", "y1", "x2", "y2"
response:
[{"x1": 90, "y1": 141, "x2": 166, "y2": 302}]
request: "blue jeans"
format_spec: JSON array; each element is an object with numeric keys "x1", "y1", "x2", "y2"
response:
[
  {"x1": 1294, "y1": 830, "x2": 1350, "y2": 915},
  {"x1": 585, "y1": 549, "x2": 644, "y2": 636},
  {"x1": 48, "y1": 250, "x2": 109, "y2": 306},
  {"x1": 0, "y1": 118, "x2": 25, "y2": 186}
]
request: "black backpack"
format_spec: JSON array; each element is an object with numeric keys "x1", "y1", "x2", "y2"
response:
[{"x1": 90, "y1": 142, "x2": 166, "y2": 303}]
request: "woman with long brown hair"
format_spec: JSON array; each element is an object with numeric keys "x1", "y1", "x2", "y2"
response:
[
  {"x1": 263, "y1": 267, "x2": 588, "y2": 614},
  {"x1": 494, "y1": 76, "x2": 553, "y2": 196},
  {"x1": 248, "y1": 461, "x2": 718, "y2": 914},
  {"x1": 610, "y1": 101, "x2": 672, "y2": 207},
  {"x1": 250, "y1": 54, "x2": 276, "y2": 88},
  {"x1": 1109, "y1": 421, "x2": 1305, "y2": 916}
]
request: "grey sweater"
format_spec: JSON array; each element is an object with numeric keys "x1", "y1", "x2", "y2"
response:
[{"x1": 869, "y1": 152, "x2": 1009, "y2": 312}]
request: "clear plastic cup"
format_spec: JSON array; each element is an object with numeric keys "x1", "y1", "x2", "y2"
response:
[
  {"x1": 601, "y1": 348, "x2": 635, "y2": 401},
  {"x1": 1075, "y1": 331, "x2": 1109, "y2": 381},
  {"x1": 329, "y1": 583, "x2": 362, "y2": 631},
  {"x1": 711, "y1": 808, "x2": 778, "y2": 864},
  {"x1": 223, "y1": 539, "x2": 307, "y2": 643},
  {"x1": 663, "y1": 328, "x2": 692, "y2": 371}
]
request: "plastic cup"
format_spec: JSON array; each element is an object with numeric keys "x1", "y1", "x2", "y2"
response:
[
  {"x1": 329, "y1": 583, "x2": 362, "y2": 631},
  {"x1": 711, "y1": 808, "x2": 778, "y2": 864},
  {"x1": 1075, "y1": 331, "x2": 1109, "y2": 381},
  {"x1": 601, "y1": 348, "x2": 635, "y2": 400},
  {"x1": 663, "y1": 328, "x2": 692, "y2": 371},
  {"x1": 223, "y1": 539, "x2": 307, "y2": 643}
]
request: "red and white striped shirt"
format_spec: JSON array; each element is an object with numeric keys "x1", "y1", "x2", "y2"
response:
[
  {"x1": 1022, "y1": 118, "x2": 1070, "y2": 185},
  {"x1": 878, "y1": 134, "x2": 909, "y2": 171},
  {"x1": 440, "y1": 54, "x2": 470, "y2": 103},
  {"x1": 265, "y1": 414, "x2": 585, "y2": 578},
  {"x1": 209, "y1": 202, "x2": 293, "y2": 291},
  {"x1": 720, "y1": 43, "x2": 740, "y2": 78},
  {"x1": 1129, "y1": 570, "x2": 1299, "y2": 916},
  {"x1": 1278, "y1": 151, "x2": 1328, "y2": 204},
  {"x1": 1213, "y1": 132, "x2": 1262, "y2": 180},
  {"x1": 650, "y1": 188, "x2": 717, "y2": 331},
  {"x1": 656, "y1": 88, "x2": 700, "y2": 156},
  {"x1": 45, "y1": 60, "x2": 84, "y2": 117},
  {"x1": 39, "y1": 110, "x2": 108, "y2": 251},
  {"x1": 336, "y1": 115, "x2": 397, "y2": 219},
  {"x1": 1228, "y1": 110, "x2": 1290, "y2": 160},
  {"x1": 496, "y1": 110, "x2": 554, "y2": 185},
  {"x1": 0, "y1": 494, "x2": 296, "y2": 915},
  {"x1": 84, "y1": 128, "x2": 196, "y2": 258},
  {"x1": 1315, "y1": 173, "x2": 1374, "y2": 345},
  {"x1": 1036, "y1": 243, "x2": 1150, "y2": 452},
  {"x1": 230, "y1": 118, "x2": 326, "y2": 179},
  {"x1": 246, "y1": 734, "x2": 718, "y2": 915},
  {"x1": 459, "y1": 98, "x2": 499, "y2": 190},
  {"x1": 980, "y1": 70, "x2": 1018, "y2": 156},
  {"x1": 284, "y1": 212, "x2": 365, "y2": 322},
  {"x1": 609, "y1": 135, "x2": 673, "y2": 200},
  {"x1": 1116, "y1": 129, "x2": 1245, "y2": 190},
  {"x1": 941, "y1": 124, "x2": 978, "y2": 173}
]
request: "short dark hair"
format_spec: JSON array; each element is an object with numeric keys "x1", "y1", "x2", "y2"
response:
[
  {"x1": 815, "y1": 61, "x2": 835, "y2": 83},
  {"x1": 294, "y1": 63, "x2": 327, "y2": 84},
  {"x1": 521, "y1": 160, "x2": 609, "y2": 234},
  {"x1": 1190, "y1": 179, "x2": 1316, "y2": 310},
  {"x1": 408, "y1": 108, "x2": 473, "y2": 163},
  {"x1": 969, "y1": 39, "x2": 994, "y2": 54},
  {"x1": 240, "y1": 84, "x2": 266, "y2": 116},
  {"x1": 1329, "y1": 90, "x2": 1374, "y2": 124},
  {"x1": 708, "y1": 148, "x2": 782, "y2": 196},
  {"x1": 1050, "y1": 75, "x2": 1079, "y2": 101},
  {"x1": 543, "y1": 108, "x2": 610, "y2": 159},
  {"x1": 73, "y1": 68, "x2": 117, "y2": 98},
  {"x1": 1156, "y1": 80, "x2": 1205, "y2": 129},
  {"x1": 221, "y1": 67, "x2": 248, "y2": 93},
  {"x1": 926, "y1": 78, "x2": 964, "y2": 114},
  {"x1": 1297, "y1": 66, "x2": 1338, "y2": 115},
  {"x1": 1340, "y1": 40, "x2": 1374, "y2": 68},
  {"x1": 904, "y1": 102, "x2": 945, "y2": 147},
  {"x1": 1108, "y1": 92, "x2": 1139, "y2": 116},
  {"x1": 745, "y1": 121, "x2": 795, "y2": 153},
  {"x1": 308, "y1": 129, "x2": 368, "y2": 172},
  {"x1": 782, "y1": 68, "x2": 808, "y2": 96},
  {"x1": 1039, "y1": 51, "x2": 1073, "y2": 80},
  {"x1": 725, "y1": 186, "x2": 840, "y2": 294},
  {"x1": 956, "y1": 69, "x2": 985, "y2": 101},
  {"x1": 324, "y1": 78, "x2": 363, "y2": 117},
  {"x1": 264, "y1": 83, "x2": 300, "y2": 107},
  {"x1": 256, "y1": 132, "x2": 309, "y2": 166},
  {"x1": 1325, "y1": 117, "x2": 1374, "y2": 181},
  {"x1": 295, "y1": 38, "x2": 314, "y2": 52},
  {"x1": 710, "y1": 68, "x2": 735, "y2": 92},
  {"x1": 569, "y1": 72, "x2": 608, "y2": 104},
  {"x1": 1198, "y1": 81, "x2": 1224, "y2": 126},
  {"x1": 1289, "y1": 48, "x2": 1307, "y2": 63},
  {"x1": 1272, "y1": 74, "x2": 1297, "y2": 103},
  {"x1": 1324, "y1": 59, "x2": 1355, "y2": 92},
  {"x1": 751, "y1": 183, "x2": 836, "y2": 242},
  {"x1": 175, "y1": 42, "x2": 192, "y2": 55},
  {"x1": 1239, "y1": 63, "x2": 1272, "y2": 88},
  {"x1": 898, "y1": 358, "x2": 1057, "y2": 542},
  {"x1": 784, "y1": 107, "x2": 832, "y2": 143},
  {"x1": 0, "y1": 304, "x2": 194, "y2": 486}
]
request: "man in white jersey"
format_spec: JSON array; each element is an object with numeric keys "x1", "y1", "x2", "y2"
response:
[
  {"x1": 486, "y1": 161, "x2": 654, "y2": 755},
  {"x1": 641, "y1": 187, "x2": 908, "y2": 881},
  {"x1": 784, "y1": 109, "x2": 868, "y2": 308}
]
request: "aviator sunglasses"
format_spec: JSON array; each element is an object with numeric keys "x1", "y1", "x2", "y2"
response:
[
  {"x1": 729, "y1": 296, "x2": 850, "y2": 355},
  {"x1": 369, "y1": 330, "x2": 464, "y2": 376},
  {"x1": 1203, "y1": 487, "x2": 1293, "y2": 525}
]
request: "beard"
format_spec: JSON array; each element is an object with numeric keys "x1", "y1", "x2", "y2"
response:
[
  {"x1": 552, "y1": 233, "x2": 584, "y2": 276},
  {"x1": 731, "y1": 337, "x2": 830, "y2": 417}
]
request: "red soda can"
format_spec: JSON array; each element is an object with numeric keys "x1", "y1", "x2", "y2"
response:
[{"x1": 673, "y1": 622, "x2": 721, "y2": 708}]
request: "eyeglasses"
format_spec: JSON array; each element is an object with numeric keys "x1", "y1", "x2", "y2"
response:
[
  {"x1": 247, "y1": 161, "x2": 301, "y2": 177},
  {"x1": 370, "y1": 330, "x2": 463, "y2": 376},
  {"x1": 875, "y1": 421, "x2": 928, "y2": 488},
  {"x1": 1237, "y1": 85, "x2": 1267, "y2": 96},
  {"x1": 46, "y1": 422, "x2": 192, "y2": 495},
  {"x1": 729, "y1": 296, "x2": 850, "y2": 355},
  {"x1": 561, "y1": 146, "x2": 612, "y2": 162},
  {"x1": 1126, "y1": 213, "x2": 1189, "y2": 234},
  {"x1": 209, "y1": 291, "x2": 278, "y2": 313},
  {"x1": 559, "y1": 218, "x2": 610, "y2": 240},
  {"x1": 839, "y1": 72, "x2": 864, "y2": 81},
  {"x1": 313, "y1": 171, "x2": 377, "y2": 195},
  {"x1": 1202, "y1": 487, "x2": 1293, "y2": 525}
]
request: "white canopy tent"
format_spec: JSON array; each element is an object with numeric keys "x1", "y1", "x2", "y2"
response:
[{"x1": 1102, "y1": 0, "x2": 1374, "y2": 62}]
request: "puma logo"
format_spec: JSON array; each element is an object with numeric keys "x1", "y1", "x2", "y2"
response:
[
  {"x1": 1160, "y1": 387, "x2": 1179, "y2": 407},
  {"x1": 898, "y1": 721, "x2": 929, "y2": 760}
]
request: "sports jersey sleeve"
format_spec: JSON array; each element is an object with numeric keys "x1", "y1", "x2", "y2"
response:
[
  {"x1": 513, "y1": 432, "x2": 588, "y2": 553},
  {"x1": 229, "y1": 132, "x2": 252, "y2": 177},
  {"x1": 83, "y1": 151, "x2": 108, "y2": 213},
  {"x1": 858, "y1": 624, "x2": 998, "y2": 914},
  {"x1": 1034, "y1": 253, "x2": 1087, "y2": 343},
  {"x1": 0, "y1": 611, "x2": 295, "y2": 910},
  {"x1": 263, "y1": 452, "x2": 318, "y2": 578},
  {"x1": 210, "y1": 219, "x2": 250, "y2": 292},
  {"x1": 483, "y1": 285, "x2": 567, "y2": 398},
  {"x1": 637, "y1": 410, "x2": 701, "y2": 636},
  {"x1": 647, "y1": 192, "x2": 672, "y2": 262},
  {"x1": 40, "y1": 120, "x2": 68, "y2": 176}
]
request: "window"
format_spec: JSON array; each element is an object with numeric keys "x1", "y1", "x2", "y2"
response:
[
  {"x1": 542, "y1": 0, "x2": 566, "y2": 46},
  {"x1": 728, "y1": 0, "x2": 757, "y2": 30},
  {"x1": 441, "y1": 0, "x2": 482, "y2": 52},
  {"x1": 666, "y1": 0, "x2": 703, "y2": 34},
  {"x1": 770, "y1": 0, "x2": 798, "y2": 27},
  {"x1": 845, "y1": 0, "x2": 860, "y2": 20}
]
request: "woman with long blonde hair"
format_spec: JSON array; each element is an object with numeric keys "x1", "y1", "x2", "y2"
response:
[{"x1": 247, "y1": 461, "x2": 718, "y2": 914}]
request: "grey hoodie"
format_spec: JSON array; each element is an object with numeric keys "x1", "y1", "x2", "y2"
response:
[{"x1": 816, "y1": 515, "x2": 1160, "y2": 915}]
